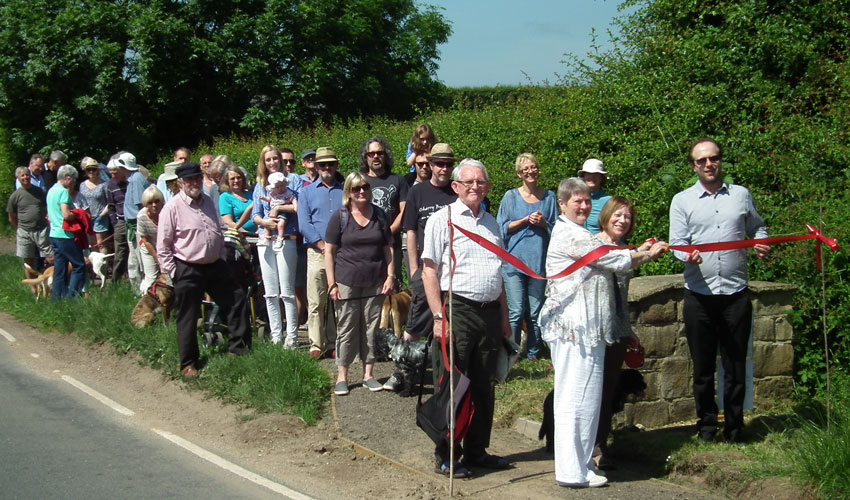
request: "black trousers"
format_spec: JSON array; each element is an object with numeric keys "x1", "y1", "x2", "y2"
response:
[
  {"x1": 174, "y1": 258, "x2": 251, "y2": 369},
  {"x1": 433, "y1": 296, "x2": 502, "y2": 464},
  {"x1": 683, "y1": 289, "x2": 751, "y2": 439},
  {"x1": 595, "y1": 338, "x2": 628, "y2": 452}
]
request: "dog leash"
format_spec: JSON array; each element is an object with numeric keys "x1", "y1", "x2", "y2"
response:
[{"x1": 146, "y1": 280, "x2": 174, "y2": 306}]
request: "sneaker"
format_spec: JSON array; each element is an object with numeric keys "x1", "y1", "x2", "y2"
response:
[
  {"x1": 557, "y1": 472, "x2": 608, "y2": 488},
  {"x1": 271, "y1": 337, "x2": 282, "y2": 345},
  {"x1": 283, "y1": 337, "x2": 298, "y2": 350},
  {"x1": 383, "y1": 373, "x2": 402, "y2": 391},
  {"x1": 363, "y1": 378, "x2": 383, "y2": 392},
  {"x1": 334, "y1": 381, "x2": 349, "y2": 396},
  {"x1": 588, "y1": 461, "x2": 607, "y2": 477}
]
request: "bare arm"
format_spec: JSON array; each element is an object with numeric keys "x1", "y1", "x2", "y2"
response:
[
  {"x1": 406, "y1": 229, "x2": 419, "y2": 275},
  {"x1": 422, "y1": 258, "x2": 445, "y2": 339},
  {"x1": 390, "y1": 202, "x2": 405, "y2": 235},
  {"x1": 324, "y1": 242, "x2": 339, "y2": 301}
]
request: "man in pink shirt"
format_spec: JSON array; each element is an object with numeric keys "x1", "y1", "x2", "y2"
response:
[{"x1": 157, "y1": 163, "x2": 251, "y2": 378}]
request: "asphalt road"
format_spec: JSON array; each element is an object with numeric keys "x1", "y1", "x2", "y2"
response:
[{"x1": 0, "y1": 338, "x2": 296, "y2": 499}]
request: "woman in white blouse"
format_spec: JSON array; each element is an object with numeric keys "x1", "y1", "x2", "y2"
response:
[{"x1": 539, "y1": 177, "x2": 665, "y2": 488}]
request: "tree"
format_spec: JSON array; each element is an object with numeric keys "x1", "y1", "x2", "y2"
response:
[{"x1": 0, "y1": 0, "x2": 450, "y2": 162}]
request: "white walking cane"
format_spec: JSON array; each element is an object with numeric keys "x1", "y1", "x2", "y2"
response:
[{"x1": 447, "y1": 205, "x2": 456, "y2": 496}]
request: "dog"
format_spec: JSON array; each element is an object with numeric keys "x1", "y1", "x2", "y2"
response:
[
  {"x1": 375, "y1": 328, "x2": 429, "y2": 396},
  {"x1": 130, "y1": 277, "x2": 174, "y2": 327},
  {"x1": 88, "y1": 251, "x2": 114, "y2": 288},
  {"x1": 539, "y1": 368, "x2": 647, "y2": 452},
  {"x1": 21, "y1": 264, "x2": 55, "y2": 301},
  {"x1": 379, "y1": 289, "x2": 412, "y2": 338}
]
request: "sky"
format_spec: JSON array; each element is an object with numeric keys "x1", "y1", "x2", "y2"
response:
[{"x1": 426, "y1": 0, "x2": 633, "y2": 88}]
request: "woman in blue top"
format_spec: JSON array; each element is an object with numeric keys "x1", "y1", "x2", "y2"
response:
[
  {"x1": 496, "y1": 153, "x2": 558, "y2": 360},
  {"x1": 252, "y1": 151, "x2": 300, "y2": 348},
  {"x1": 219, "y1": 166, "x2": 257, "y2": 234},
  {"x1": 47, "y1": 165, "x2": 86, "y2": 299}
]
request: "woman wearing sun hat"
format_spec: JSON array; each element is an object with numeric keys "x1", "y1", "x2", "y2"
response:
[{"x1": 577, "y1": 158, "x2": 611, "y2": 235}]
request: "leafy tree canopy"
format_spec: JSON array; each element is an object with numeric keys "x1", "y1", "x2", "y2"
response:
[{"x1": 0, "y1": 0, "x2": 450, "y2": 161}]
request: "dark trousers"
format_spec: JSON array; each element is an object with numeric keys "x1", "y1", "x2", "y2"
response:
[
  {"x1": 433, "y1": 296, "x2": 502, "y2": 464},
  {"x1": 49, "y1": 237, "x2": 86, "y2": 300},
  {"x1": 595, "y1": 338, "x2": 628, "y2": 452},
  {"x1": 683, "y1": 289, "x2": 751, "y2": 439},
  {"x1": 174, "y1": 259, "x2": 251, "y2": 369},
  {"x1": 112, "y1": 219, "x2": 128, "y2": 282}
]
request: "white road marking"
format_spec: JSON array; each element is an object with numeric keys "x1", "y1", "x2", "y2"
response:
[
  {"x1": 153, "y1": 429, "x2": 315, "y2": 500},
  {"x1": 30, "y1": 353, "x2": 40, "y2": 358},
  {"x1": 0, "y1": 328, "x2": 15, "y2": 342},
  {"x1": 61, "y1": 375, "x2": 135, "y2": 416}
]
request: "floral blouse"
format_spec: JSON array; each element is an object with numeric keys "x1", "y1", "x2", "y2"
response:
[{"x1": 539, "y1": 216, "x2": 631, "y2": 347}]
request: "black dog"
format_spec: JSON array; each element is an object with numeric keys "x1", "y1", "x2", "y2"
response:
[
  {"x1": 374, "y1": 329, "x2": 429, "y2": 396},
  {"x1": 539, "y1": 368, "x2": 647, "y2": 452}
]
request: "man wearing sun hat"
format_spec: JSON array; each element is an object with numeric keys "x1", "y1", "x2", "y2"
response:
[
  {"x1": 117, "y1": 151, "x2": 149, "y2": 294},
  {"x1": 158, "y1": 162, "x2": 251, "y2": 378},
  {"x1": 577, "y1": 158, "x2": 611, "y2": 234},
  {"x1": 297, "y1": 147, "x2": 343, "y2": 358}
]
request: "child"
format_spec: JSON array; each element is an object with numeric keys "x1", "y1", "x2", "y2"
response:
[{"x1": 260, "y1": 172, "x2": 295, "y2": 248}]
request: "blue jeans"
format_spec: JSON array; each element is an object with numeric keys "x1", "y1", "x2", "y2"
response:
[
  {"x1": 50, "y1": 237, "x2": 87, "y2": 300},
  {"x1": 503, "y1": 269, "x2": 545, "y2": 359}
]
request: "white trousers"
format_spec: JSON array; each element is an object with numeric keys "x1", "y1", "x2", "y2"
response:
[
  {"x1": 138, "y1": 244, "x2": 159, "y2": 294},
  {"x1": 257, "y1": 241, "x2": 298, "y2": 342},
  {"x1": 548, "y1": 338, "x2": 605, "y2": 484}
]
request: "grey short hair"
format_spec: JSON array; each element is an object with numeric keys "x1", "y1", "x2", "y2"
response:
[
  {"x1": 452, "y1": 158, "x2": 489, "y2": 182},
  {"x1": 15, "y1": 166, "x2": 29, "y2": 178},
  {"x1": 557, "y1": 177, "x2": 589, "y2": 203},
  {"x1": 57, "y1": 164, "x2": 78, "y2": 181},
  {"x1": 49, "y1": 150, "x2": 67, "y2": 163},
  {"x1": 209, "y1": 159, "x2": 228, "y2": 177}
]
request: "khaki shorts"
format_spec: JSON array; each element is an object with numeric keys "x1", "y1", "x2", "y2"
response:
[{"x1": 16, "y1": 226, "x2": 53, "y2": 259}]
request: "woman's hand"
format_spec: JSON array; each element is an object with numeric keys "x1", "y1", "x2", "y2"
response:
[
  {"x1": 527, "y1": 210, "x2": 545, "y2": 227},
  {"x1": 648, "y1": 241, "x2": 668, "y2": 260}
]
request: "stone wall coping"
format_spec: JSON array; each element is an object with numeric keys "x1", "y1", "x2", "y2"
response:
[{"x1": 628, "y1": 275, "x2": 795, "y2": 302}]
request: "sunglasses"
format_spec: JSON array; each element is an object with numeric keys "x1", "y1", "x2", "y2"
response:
[
  {"x1": 693, "y1": 155, "x2": 721, "y2": 167},
  {"x1": 366, "y1": 151, "x2": 385, "y2": 158},
  {"x1": 282, "y1": 159, "x2": 295, "y2": 164},
  {"x1": 351, "y1": 184, "x2": 371, "y2": 193},
  {"x1": 317, "y1": 162, "x2": 338, "y2": 169},
  {"x1": 432, "y1": 161, "x2": 453, "y2": 169},
  {"x1": 414, "y1": 161, "x2": 430, "y2": 168}
]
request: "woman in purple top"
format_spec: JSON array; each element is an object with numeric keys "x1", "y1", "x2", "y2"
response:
[
  {"x1": 496, "y1": 153, "x2": 558, "y2": 360},
  {"x1": 324, "y1": 172, "x2": 394, "y2": 396}
]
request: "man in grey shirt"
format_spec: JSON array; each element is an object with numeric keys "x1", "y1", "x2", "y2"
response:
[{"x1": 669, "y1": 137, "x2": 770, "y2": 444}]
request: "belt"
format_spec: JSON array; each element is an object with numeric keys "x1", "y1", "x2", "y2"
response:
[{"x1": 446, "y1": 292, "x2": 500, "y2": 310}]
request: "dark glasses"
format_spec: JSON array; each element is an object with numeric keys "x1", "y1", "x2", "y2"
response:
[
  {"x1": 694, "y1": 155, "x2": 721, "y2": 167},
  {"x1": 351, "y1": 184, "x2": 371, "y2": 193}
]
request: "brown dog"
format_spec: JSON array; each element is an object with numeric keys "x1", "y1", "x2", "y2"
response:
[
  {"x1": 21, "y1": 264, "x2": 54, "y2": 301},
  {"x1": 130, "y1": 277, "x2": 174, "y2": 328},
  {"x1": 379, "y1": 290, "x2": 412, "y2": 338}
]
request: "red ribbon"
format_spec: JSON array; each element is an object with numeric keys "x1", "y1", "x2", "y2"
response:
[{"x1": 451, "y1": 223, "x2": 839, "y2": 279}]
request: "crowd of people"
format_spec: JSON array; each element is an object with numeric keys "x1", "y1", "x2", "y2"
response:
[{"x1": 6, "y1": 132, "x2": 769, "y2": 488}]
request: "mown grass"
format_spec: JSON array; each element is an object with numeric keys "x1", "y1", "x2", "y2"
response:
[{"x1": 0, "y1": 254, "x2": 330, "y2": 425}]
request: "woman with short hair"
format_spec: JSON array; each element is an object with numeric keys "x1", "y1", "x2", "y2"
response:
[
  {"x1": 136, "y1": 185, "x2": 165, "y2": 293},
  {"x1": 324, "y1": 172, "x2": 394, "y2": 396},
  {"x1": 496, "y1": 153, "x2": 558, "y2": 360},
  {"x1": 539, "y1": 178, "x2": 665, "y2": 488},
  {"x1": 47, "y1": 165, "x2": 86, "y2": 299}
]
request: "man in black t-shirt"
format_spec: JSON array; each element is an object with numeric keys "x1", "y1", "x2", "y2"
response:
[
  {"x1": 383, "y1": 143, "x2": 458, "y2": 392},
  {"x1": 359, "y1": 137, "x2": 408, "y2": 281}
]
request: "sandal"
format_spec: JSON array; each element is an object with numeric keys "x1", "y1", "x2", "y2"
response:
[
  {"x1": 463, "y1": 453, "x2": 510, "y2": 470},
  {"x1": 436, "y1": 461, "x2": 472, "y2": 478}
]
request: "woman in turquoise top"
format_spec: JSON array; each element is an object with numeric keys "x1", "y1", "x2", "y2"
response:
[
  {"x1": 496, "y1": 153, "x2": 558, "y2": 360},
  {"x1": 219, "y1": 165, "x2": 257, "y2": 234},
  {"x1": 47, "y1": 165, "x2": 86, "y2": 299}
]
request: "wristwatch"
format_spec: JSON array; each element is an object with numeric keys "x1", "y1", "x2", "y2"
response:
[{"x1": 433, "y1": 313, "x2": 443, "y2": 321}]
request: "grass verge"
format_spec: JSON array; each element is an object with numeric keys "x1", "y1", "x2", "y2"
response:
[{"x1": 0, "y1": 254, "x2": 330, "y2": 425}]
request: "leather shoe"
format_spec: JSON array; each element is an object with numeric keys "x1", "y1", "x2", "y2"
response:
[{"x1": 180, "y1": 365, "x2": 199, "y2": 378}]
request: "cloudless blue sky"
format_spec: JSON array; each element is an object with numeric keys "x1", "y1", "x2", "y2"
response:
[{"x1": 426, "y1": 0, "x2": 632, "y2": 87}]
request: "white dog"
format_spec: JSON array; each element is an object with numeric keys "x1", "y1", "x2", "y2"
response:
[{"x1": 88, "y1": 251, "x2": 114, "y2": 288}]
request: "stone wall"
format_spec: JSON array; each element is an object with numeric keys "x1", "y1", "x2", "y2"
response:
[{"x1": 615, "y1": 275, "x2": 796, "y2": 429}]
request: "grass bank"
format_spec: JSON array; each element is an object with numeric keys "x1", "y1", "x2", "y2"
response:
[{"x1": 0, "y1": 254, "x2": 330, "y2": 424}]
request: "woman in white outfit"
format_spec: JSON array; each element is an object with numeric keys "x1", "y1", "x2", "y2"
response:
[{"x1": 539, "y1": 177, "x2": 665, "y2": 488}]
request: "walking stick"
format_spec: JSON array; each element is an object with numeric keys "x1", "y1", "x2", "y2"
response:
[{"x1": 447, "y1": 205, "x2": 456, "y2": 496}]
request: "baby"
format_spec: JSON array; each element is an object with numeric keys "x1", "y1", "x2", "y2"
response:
[{"x1": 260, "y1": 172, "x2": 295, "y2": 248}]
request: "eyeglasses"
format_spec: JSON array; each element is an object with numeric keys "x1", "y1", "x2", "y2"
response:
[
  {"x1": 432, "y1": 161, "x2": 453, "y2": 169},
  {"x1": 351, "y1": 184, "x2": 371, "y2": 193},
  {"x1": 282, "y1": 159, "x2": 295, "y2": 164},
  {"x1": 521, "y1": 166, "x2": 539, "y2": 173},
  {"x1": 456, "y1": 179, "x2": 488, "y2": 188},
  {"x1": 316, "y1": 162, "x2": 337, "y2": 169},
  {"x1": 693, "y1": 155, "x2": 721, "y2": 167},
  {"x1": 366, "y1": 151, "x2": 385, "y2": 158}
]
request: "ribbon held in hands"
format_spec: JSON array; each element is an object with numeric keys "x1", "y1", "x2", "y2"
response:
[{"x1": 451, "y1": 223, "x2": 839, "y2": 279}]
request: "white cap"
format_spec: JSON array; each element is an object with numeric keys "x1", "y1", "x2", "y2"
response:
[
  {"x1": 268, "y1": 172, "x2": 287, "y2": 186},
  {"x1": 116, "y1": 152, "x2": 138, "y2": 171}
]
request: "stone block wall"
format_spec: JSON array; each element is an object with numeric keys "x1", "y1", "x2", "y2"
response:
[{"x1": 614, "y1": 275, "x2": 796, "y2": 429}]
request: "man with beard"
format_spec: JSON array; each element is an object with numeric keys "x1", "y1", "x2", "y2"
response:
[
  {"x1": 359, "y1": 137, "x2": 407, "y2": 282},
  {"x1": 157, "y1": 163, "x2": 251, "y2": 378}
]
